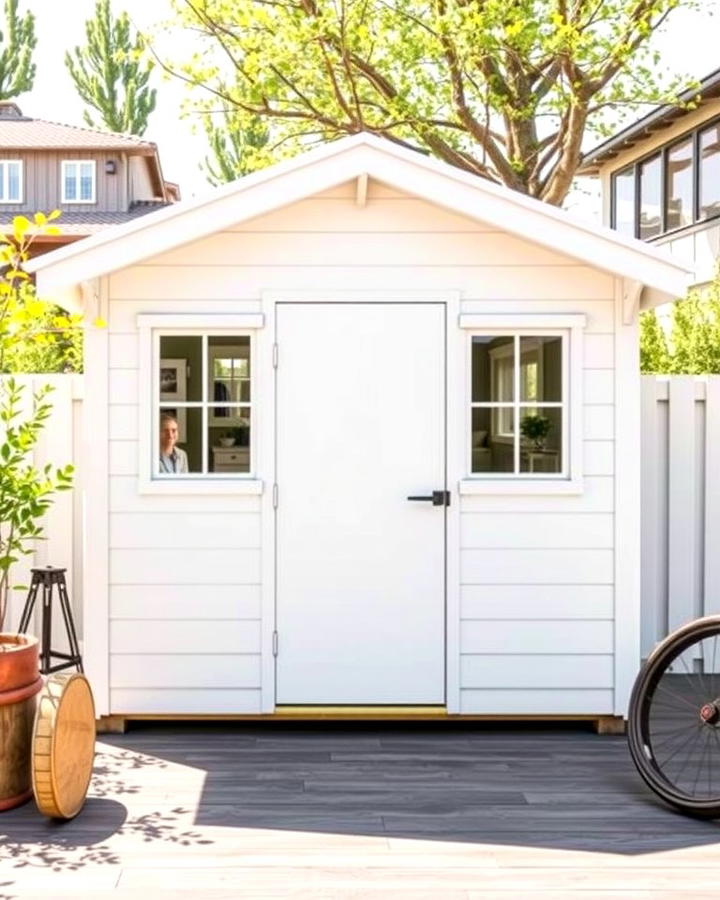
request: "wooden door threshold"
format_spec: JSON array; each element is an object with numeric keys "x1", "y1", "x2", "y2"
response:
[{"x1": 273, "y1": 705, "x2": 448, "y2": 720}]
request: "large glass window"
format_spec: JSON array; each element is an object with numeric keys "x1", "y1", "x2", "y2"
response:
[
  {"x1": 639, "y1": 153, "x2": 662, "y2": 239},
  {"x1": 0, "y1": 160, "x2": 22, "y2": 202},
  {"x1": 613, "y1": 166, "x2": 636, "y2": 236},
  {"x1": 699, "y1": 122, "x2": 720, "y2": 220},
  {"x1": 62, "y1": 160, "x2": 96, "y2": 203},
  {"x1": 156, "y1": 334, "x2": 252, "y2": 477},
  {"x1": 471, "y1": 334, "x2": 565, "y2": 476},
  {"x1": 666, "y1": 138, "x2": 694, "y2": 229}
]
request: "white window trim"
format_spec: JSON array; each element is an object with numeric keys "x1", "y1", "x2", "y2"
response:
[
  {"x1": 61, "y1": 159, "x2": 97, "y2": 204},
  {"x1": 0, "y1": 159, "x2": 23, "y2": 203},
  {"x1": 137, "y1": 313, "x2": 265, "y2": 495},
  {"x1": 459, "y1": 312, "x2": 585, "y2": 495}
]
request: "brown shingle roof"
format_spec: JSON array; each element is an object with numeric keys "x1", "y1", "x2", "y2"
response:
[
  {"x1": 1, "y1": 203, "x2": 171, "y2": 236},
  {"x1": 0, "y1": 104, "x2": 156, "y2": 154}
]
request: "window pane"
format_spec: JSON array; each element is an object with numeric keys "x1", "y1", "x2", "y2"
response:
[
  {"x1": 80, "y1": 164, "x2": 94, "y2": 200},
  {"x1": 64, "y1": 164, "x2": 77, "y2": 201},
  {"x1": 7, "y1": 162, "x2": 19, "y2": 200},
  {"x1": 471, "y1": 407, "x2": 513, "y2": 472},
  {"x1": 209, "y1": 406, "x2": 251, "y2": 473},
  {"x1": 159, "y1": 336, "x2": 203, "y2": 402},
  {"x1": 472, "y1": 335, "x2": 514, "y2": 403},
  {"x1": 666, "y1": 138, "x2": 693, "y2": 230},
  {"x1": 700, "y1": 123, "x2": 720, "y2": 220},
  {"x1": 639, "y1": 154, "x2": 662, "y2": 239},
  {"x1": 520, "y1": 336, "x2": 562, "y2": 402},
  {"x1": 613, "y1": 167, "x2": 636, "y2": 236},
  {"x1": 158, "y1": 407, "x2": 202, "y2": 474},
  {"x1": 520, "y1": 407, "x2": 562, "y2": 473},
  {"x1": 209, "y1": 336, "x2": 251, "y2": 417}
]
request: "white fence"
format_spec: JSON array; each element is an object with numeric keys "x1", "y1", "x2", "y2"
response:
[
  {"x1": 641, "y1": 375, "x2": 720, "y2": 657},
  {"x1": 2, "y1": 375, "x2": 84, "y2": 639}
]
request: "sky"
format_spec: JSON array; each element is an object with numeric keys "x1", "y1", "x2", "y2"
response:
[{"x1": 23, "y1": 0, "x2": 720, "y2": 211}]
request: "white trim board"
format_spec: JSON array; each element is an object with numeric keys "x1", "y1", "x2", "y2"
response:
[{"x1": 29, "y1": 134, "x2": 691, "y2": 305}]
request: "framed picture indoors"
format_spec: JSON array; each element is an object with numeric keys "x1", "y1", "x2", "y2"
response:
[{"x1": 159, "y1": 358, "x2": 188, "y2": 442}]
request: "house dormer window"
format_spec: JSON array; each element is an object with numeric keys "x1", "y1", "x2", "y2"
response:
[
  {"x1": 62, "y1": 160, "x2": 96, "y2": 203},
  {"x1": 0, "y1": 160, "x2": 22, "y2": 203}
]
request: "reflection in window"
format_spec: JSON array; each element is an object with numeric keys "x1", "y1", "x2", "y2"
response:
[
  {"x1": 639, "y1": 154, "x2": 662, "y2": 239},
  {"x1": 700, "y1": 123, "x2": 720, "y2": 220},
  {"x1": 156, "y1": 334, "x2": 252, "y2": 477},
  {"x1": 666, "y1": 138, "x2": 694, "y2": 230},
  {"x1": 471, "y1": 335, "x2": 564, "y2": 476},
  {"x1": 613, "y1": 167, "x2": 635, "y2": 236}
]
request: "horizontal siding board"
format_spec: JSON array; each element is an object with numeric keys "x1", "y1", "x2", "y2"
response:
[
  {"x1": 460, "y1": 620, "x2": 613, "y2": 654},
  {"x1": 110, "y1": 512, "x2": 261, "y2": 549},
  {"x1": 110, "y1": 585, "x2": 261, "y2": 620},
  {"x1": 584, "y1": 370, "x2": 615, "y2": 405},
  {"x1": 110, "y1": 653, "x2": 261, "y2": 688},
  {"x1": 459, "y1": 476, "x2": 614, "y2": 513},
  {"x1": 584, "y1": 334, "x2": 614, "y2": 369},
  {"x1": 461, "y1": 513, "x2": 613, "y2": 549},
  {"x1": 231, "y1": 196, "x2": 496, "y2": 232},
  {"x1": 110, "y1": 688, "x2": 262, "y2": 714},
  {"x1": 109, "y1": 299, "x2": 263, "y2": 332},
  {"x1": 460, "y1": 654, "x2": 614, "y2": 689},
  {"x1": 583, "y1": 405, "x2": 614, "y2": 441},
  {"x1": 584, "y1": 441, "x2": 614, "y2": 476},
  {"x1": 110, "y1": 548, "x2": 261, "y2": 584},
  {"x1": 109, "y1": 266, "x2": 614, "y2": 302},
  {"x1": 461, "y1": 549, "x2": 613, "y2": 584},
  {"x1": 460, "y1": 585, "x2": 614, "y2": 620},
  {"x1": 110, "y1": 619, "x2": 261, "y2": 654},
  {"x1": 109, "y1": 405, "x2": 138, "y2": 440},
  {"x1": 110, "y1": 475, "x2": 262, "y2": 513},
  {"x1": 459, "y1": 689, "x2": 613, "y2": 714},
  {"x1": 109, "y1": 440, "x2": 137, "y2": 475},
  {"x1": 147, "y1": 231, "x2": 577, "y2": 268},
  {"x1": 461, "y1": 300, "x2": 614, "y2": 332},
  {"x1": 109, "y1": 333, "x2": 139, "y2": 368}
]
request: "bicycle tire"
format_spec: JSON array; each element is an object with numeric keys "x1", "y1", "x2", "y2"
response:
[{"x1": 628, "y1": 615, "x2": 720, "y2": 818}]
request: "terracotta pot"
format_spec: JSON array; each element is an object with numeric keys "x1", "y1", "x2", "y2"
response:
[{"x1": 0, "y1": 634, "x2": 42, "y2": 811}]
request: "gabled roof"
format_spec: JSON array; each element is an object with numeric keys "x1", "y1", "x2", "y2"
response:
[
  {"x1": 0, "y1": 102, "x2": 157, "y2": 154},
  {"x1": 579, "y1": 67, "x2": 720, "y2": 174},
  {"x1": 29, "y1": 132, "x2": 692, "y2": 308}
]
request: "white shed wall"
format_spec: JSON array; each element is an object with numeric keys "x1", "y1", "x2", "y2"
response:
[{"x1": 105, "y1": 179, "x2": 617, "y2": 716}]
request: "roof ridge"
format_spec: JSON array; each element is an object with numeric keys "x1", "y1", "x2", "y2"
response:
[{"x1": 3, "y1": 113, "x2": 154, "y2": 146}]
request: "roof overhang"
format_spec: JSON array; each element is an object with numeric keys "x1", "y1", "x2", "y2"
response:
[{"x1": 28, "y1": 132, "x2": 692, "y2": 308}]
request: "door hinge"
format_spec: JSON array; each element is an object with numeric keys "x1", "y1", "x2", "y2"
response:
[
  {"x1": 273, "y1": 483, "x2": 279, "y2": 509},
  {"x1": 272, "y1": 631, "x2": 279, "y2": 656},
  {"x1": 272, "y1": 342, "x2": 279, "y2": 368}
]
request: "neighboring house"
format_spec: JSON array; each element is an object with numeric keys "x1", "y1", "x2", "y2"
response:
[
  {"x1": 579, "y1": 67, "x2": 720, "y2": 288},
  {"x1": 0, "y1": 101, "x2": 178, "y2": 255},
  {"x1": 29, "y1": 134, "x2": 690, "y2": 731}
]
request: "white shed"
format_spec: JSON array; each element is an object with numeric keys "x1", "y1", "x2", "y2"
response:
[{"x1": 30, "y1": 134, "x2": 691, "y2": 730}]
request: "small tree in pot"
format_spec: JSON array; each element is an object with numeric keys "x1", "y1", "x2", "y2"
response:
[
  {"x1": 0, "y1": 213, "x2": 77, "y2": 811},
  {"x1": 520, "y1": 413, "x2": 553, "y2": 452}
]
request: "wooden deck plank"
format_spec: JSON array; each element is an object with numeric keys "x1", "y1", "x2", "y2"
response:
[{"x1": 1, "y1": 724, "x2": 720, "y2": 897}]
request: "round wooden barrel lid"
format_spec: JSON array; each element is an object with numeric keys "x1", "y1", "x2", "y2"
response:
[{"x1": 32, "y1": 673, "x2": 96, "y2": 819}]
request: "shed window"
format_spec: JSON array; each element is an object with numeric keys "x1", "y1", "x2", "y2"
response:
[
  {"x1": 0, "y1": 160, "x2": 22, "y2": 202},
  {"x1": 155, "y1": 334, "x2": 252, "y2": 478},
  {"x1": 471, "y1": 334, "x2": 566, "y2": 477},
  {"x1": 62, "y1": 160, "x2": 96, "y2": 203}
]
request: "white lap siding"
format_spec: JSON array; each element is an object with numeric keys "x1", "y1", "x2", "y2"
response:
[{"x1": 106, "y1": 180, "x2": 616, "y2": 715}]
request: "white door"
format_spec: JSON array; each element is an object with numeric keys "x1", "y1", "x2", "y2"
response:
[{"x1": 275, "y1": 303, "x2": 446, "y2": 704}]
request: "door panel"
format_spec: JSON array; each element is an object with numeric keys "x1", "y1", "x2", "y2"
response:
[{"x1": 275, "y1": 303, "x2": 446, "y2": 704}]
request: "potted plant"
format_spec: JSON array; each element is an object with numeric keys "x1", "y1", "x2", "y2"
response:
[
  {"x1": 520, "y1": 413, "x2": 553, "y2": 451},
  {"x1": 0, "y1": 213, "x2": 76, "y2": 811}
]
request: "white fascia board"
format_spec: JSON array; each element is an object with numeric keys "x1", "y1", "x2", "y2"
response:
[{"x1": 31, "y1": 131, "x2": 692, "y2": 302}]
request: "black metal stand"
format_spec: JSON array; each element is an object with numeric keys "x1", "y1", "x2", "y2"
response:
[{"x1": 17, "y1": 566, "x2": 83, "y2": 674}]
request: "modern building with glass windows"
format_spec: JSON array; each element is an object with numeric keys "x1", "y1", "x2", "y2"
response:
[{"x1": 579, "y1": 67, "x2": 720, "y2": 288}]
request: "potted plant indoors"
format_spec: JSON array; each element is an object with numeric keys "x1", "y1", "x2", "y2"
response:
[
  {"x1": 0, "y1": 213, "x2": 76, "y2": 811},
  {"x1": 520, "y1": 413, "x2": 553, "y2": 451}
]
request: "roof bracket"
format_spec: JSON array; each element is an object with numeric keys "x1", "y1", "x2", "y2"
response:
[
  {"x1": 355, "y1": 172, "x2": 368, "y2": 207},
  {"x1": 80, "y1": 278, "x2": 101, "y2": 319},
  {"x1": 622, "y1": 279, "x2": 642, "y2": 325}
]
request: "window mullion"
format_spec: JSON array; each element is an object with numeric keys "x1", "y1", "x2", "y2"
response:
[{"x1": 513, "y1": 334, "x2": 520, "y2": 474}]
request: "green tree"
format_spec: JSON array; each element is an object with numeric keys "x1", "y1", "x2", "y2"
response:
[
  {"x1": 203, "y1": 110, "x2": 270, "y2": 185},
  {"x1": 169, "y1": 0, "x2": 695, "y2": 204},
  {"x1": 640, "y1": 309, "x2": 670, "y2": 374},
  {"x1": 65, "y1": 0, "x2": 156, "y2": 136},
  {"x1": 0, "y1": 0, "x2": 35, "y2": 100}
]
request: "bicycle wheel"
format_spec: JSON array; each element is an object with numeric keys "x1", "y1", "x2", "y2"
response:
[{"x1": 628, "y1": 615, "x2": 720, "y2": 818}]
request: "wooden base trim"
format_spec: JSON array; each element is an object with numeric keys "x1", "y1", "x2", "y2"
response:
[{"x1": 98, "y1": 710, "x2": 626, "y2": 732}]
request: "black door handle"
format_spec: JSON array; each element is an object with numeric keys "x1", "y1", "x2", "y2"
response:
[{"x1": 407, "y1": 490, "x2": 450, "y2": 507}]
